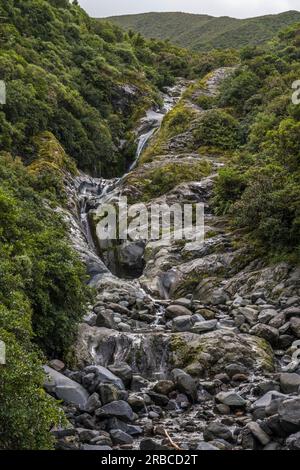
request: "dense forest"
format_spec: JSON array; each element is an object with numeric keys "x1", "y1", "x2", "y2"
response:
[
  {"x1": 0, "y1": 0, "x2": 299, "y2": 451},
  {"x1": 108, "y1": 10, "x2": 300, "y2": 52}
]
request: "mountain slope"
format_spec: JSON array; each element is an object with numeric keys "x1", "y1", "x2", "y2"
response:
[{"x1": 107, "y1": 10, "x2": 300, "y2": 51}]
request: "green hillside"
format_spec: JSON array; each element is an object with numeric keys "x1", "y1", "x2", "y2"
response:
[{"x1": 107, "y1": 10, "x2": 300, "y2": 51}]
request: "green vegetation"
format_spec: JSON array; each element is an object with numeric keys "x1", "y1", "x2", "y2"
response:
[
  {"x1": 0, "y1": 0, "x2": 203, "y2": 177},
  {"x1": 0, "y1": 150, "x2": 90, "y2": 449},
  {"x1": 213, "y1": 23, "x2": 300, "y2": 261},
  {"x1": 126, "y1": 159, "x2": 212, "y2": 202},
  {"x1": 108, "y1": 11, "x2": 300, "y2": 52},
  {"x1": 193, "y1": 109, "x2": 241, "y2": 150}
]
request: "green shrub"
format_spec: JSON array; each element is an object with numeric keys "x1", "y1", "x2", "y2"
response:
[{"x1": 193, "y1": 109, "x2": 241, "y2": 150}]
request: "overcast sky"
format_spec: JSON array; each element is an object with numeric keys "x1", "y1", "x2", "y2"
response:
[{"x1": 78, "y1": 0, "x2": 300, "y2": 19}]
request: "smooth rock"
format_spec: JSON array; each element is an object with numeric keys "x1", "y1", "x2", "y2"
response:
[
  {"x1": 172, "y1": 316, "x2": 193, "y2": 332},
  {"x1": 203, "y1": 422, "x2": 233, "y2": 442},
  {"x1": 96, "y1": 400, "x2": 134, "y2": 422},
  {"x1": 278, "y1": 398, "x2": 300, "y2": 428},
  {"x1": 250, "y1": 324, "x2": 279, "y2": 345},
  {"x1": 280, "y1": 373, "x2": 300, "y2": 394},
  {"x1": 44, "y1": 366, "x2": 89, "y2": 409},
  {"x1": 84, "y1": 365, "x2": 124, "y2": 390},
  {"x1": 110, "y1": 429, "x2": 133, "y2": 445},
  {"x1": 171, "y1": 369, "x2": 197, "y2": 402},
  {"x1": 166, "y1": 305, "x2": 193, "y2": 319},
  {"x1": 216, "y1": 391, "x2": 246, "y2": 407},
  {"x1": 247, "y1": 422, "x2": 271, "y2": 445},
  {"x1": 108, "y1": 363, "x2": 133, "y2": 387},
  {"x1": 191, "y1": 320, "x2": 217, "y2": 334}
]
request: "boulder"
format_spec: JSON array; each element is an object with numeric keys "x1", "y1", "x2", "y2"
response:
[
  {"x1": 172, "y1": 316, "x2": 194, "y2": 332},
  {"x1": 98, "y1": 383, "x2": 125, "y2": 405},
  {"x1": 216, "y1": 391, "x2": 246, "y2": 407},
  {"x1": 81, "y1": 444, "x2": 112, "y2": 450},
  {"x1": 250, "y1": 324, "x2": 279, "y2": 345},
  {"x1": 203, "y1": 422, "x2": 233, "y2": 442},
  {"x1": 108, "y1": 363, "x2": 133, "y2": 387},
  {"x1": 107, "y1": 418, "x2": 142, "y2": 436},
  {"x1": 169, "y1": 330, "x2": 274, "y2": 376},
  {"x1": 258, "y1": 309, "x2": 278, "y2": 324},
  {"x1": 191, "y1": 320, "x2": 217, "y2": 334},
  {"x1": 96, "y1": 400, "x2": 134, "y2": 422},
  {"x1": 280, "y1": 373, "x2": 300, "y2": 394},
  {"x1": 252, "y1": 391, "x2": 287, "y2": 411},
  {"x1": 84, "y1": 392, "x2": 102, "y2": 413},
  {"x1": 278, "y1": 398, "x2": 300, "y2": 430},
  {"x1": 153, "y1": 380, "x2": 175, "y2": 396},
  {"x1": 171, "y1": 369, "x2": 197, "y2": 402},
  {"x1": 84, "y1": 365, "x2": 124, "y2": 390},
  {"x1": 246, "y1": 422, "x2": 271, "y2": 445},
  {"x1": 110, "y1": 429, "x2": 133, "y2": 445},
  {"x1": 290, "y1": 317, "x2": 300, "y2": 338},
  {"x1": 197, "y1": 442, "x2": 220, "y2": 450},
  {"x1": 44, "y1": 366, "x2": 89, "y2": 409},
  {"x1": 238, "y1": 306, "x2": 259, "y2": 325},
  {"x1": 166, "y1": 305, "x2": 193, "y2": 320},
  {"x1": 283, "y1": 307, "x2": 300, "y2": 319},
  {"x1": 286, "y1": 432, "x2": 300, "y2": 450}
]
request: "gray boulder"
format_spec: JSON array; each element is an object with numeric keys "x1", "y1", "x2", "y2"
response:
[
  {"x1": 166, "y1": 304, "x2": 193, "y2": 320},
  {"x1": 171, "y1": 368, "x2": 197, "y2": 402},
  {"x1": 286, "y1": 432, "x2": 300, "y2": 450},
  {"x1": 191, "y1": 320, "x2": 217, "y2": 334},
  {"x1": 290, "y1": 317, "x2": 300, "y2": 338},
  {"x1": 216, "y1": 391, "x2": 246, "y2": 407},
  {"x1": 108, "y1": 362, "x2": 133, "y2": 387},
  {"x1": 278, "y1": 398, "x2": 300, "y2": 429},
  {"x1": 203, "y1": 422, "x2": 233, "y2": 442},
  {"x1": 110, "y1": 429, "x2": 133, "y2": 445},
  {"x1": 84, "y1": 365, "x2": 124, "y2": 389},
  {"x1": 172, "y1": 316, "x2": 193, "y2": 332},
  {"x1": 96, "y1": 400, "x2": 134, "y2": 422},
  {"x1": 44, "y1": 366, "x2": 89, "y2": 409},
  {"x1": 280, "y1": 373, "x2": 300, "y2": 394},
  {"x1": 250, "y1": 324, "x2": 279, "y2": 345}
]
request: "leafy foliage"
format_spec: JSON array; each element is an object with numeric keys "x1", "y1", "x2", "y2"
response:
[
  {"x1": 213, "y1": 23, "x2": 300, "y2": 260},
  {"x1": 0, "y1": 151, "x2": 90, "y2": 448},
  {"x1": 0, "y1": 0, "x2": 203, "y2": 177}
]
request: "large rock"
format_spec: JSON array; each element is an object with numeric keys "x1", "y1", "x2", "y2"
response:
[
  {"x1": 108, "y1": 363, "x2": 133, "y2": 387},
  {"x1": 171, "y1": 369, "x2": 197, "y2": 402},
  {"x1": 96, "y1": 400, "x2": 134, "y2": 422},
  {"x1": 84, "y1": 365, "x2": 124, "y2": 390},
  {"x1": 216, "y1": 391, "x2": 246, "y2": 407},
  {"x1": 290, "y1": 317, "x2": 300, "y2": 338},
  {"x1": 278, "y1": 398, "x2": 300, "y2": 430},
  {"x1": 280, "y1": 373, "x2": 300, "y2": 394},
  {"x1": 203, "y1": 422, "x2": 233, "y2": 442},
  {"x1": 166, "y1": 304, "x2": 193, "y2": 320},
  {"x1": 286, "y1": 432, "x2": 300, "y2": 450},
  {"x1": 169, "y1": 330, "x2": 274, "y2": 376},
  {"x1": 110, "y1": 429, "x2": 133, "y2": 445},
  {"x1": 191, "y1": 320, "x2": 217, "y2": 334},
  {"x1": 252, "y1": 391, "x2": 287, "y2": 411},
  {"x1": 172, "y1": 316, "x2": 194, "y2": 332},
  {"x1": 44, "y1": 366, "x2": 89, "y2": 408},
  {"x1": 250, "y1": 324, "x2": 279, "y2": 345}
]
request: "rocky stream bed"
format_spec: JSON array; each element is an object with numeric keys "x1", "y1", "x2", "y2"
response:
[{"x1": 45, "y1": 69, "x2": 300, "y2": 451}]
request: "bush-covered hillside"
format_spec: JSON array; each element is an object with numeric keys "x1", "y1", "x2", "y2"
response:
[
  {"x1": 0, "y1": 0, "x2": 203, "y2": 176},
  {"x1": 212, "y1": 23, "x2": 300, "y2": 261},
  {"x1": 108, "y1": 11, "x2": 300, "y2": 52}
]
